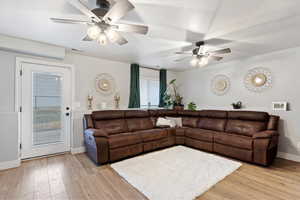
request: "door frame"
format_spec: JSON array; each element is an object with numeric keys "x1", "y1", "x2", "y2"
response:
[{"x1": 15, "y1": 57, "x2": 75, "y2": 159}]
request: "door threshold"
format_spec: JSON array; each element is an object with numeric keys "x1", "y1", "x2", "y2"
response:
[{"x1": 21, "y1": 151, "x2": 70, "y2": 162}]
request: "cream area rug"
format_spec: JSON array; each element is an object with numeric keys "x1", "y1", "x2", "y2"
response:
[{"x1": 111, "y1": 146, "x2": 242, "y2": 200}]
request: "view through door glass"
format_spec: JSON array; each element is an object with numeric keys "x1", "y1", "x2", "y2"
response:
[{"x1": 32, "y1": 73, "x2": 63, "y2": 145}]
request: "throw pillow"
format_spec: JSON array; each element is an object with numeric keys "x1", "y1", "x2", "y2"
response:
[
  {"x1": 166, "y1": 117, "x2": 183, "y2": 127},
  {"x1": 156, "y1": 117, "x2": 176, "y2": 128}
]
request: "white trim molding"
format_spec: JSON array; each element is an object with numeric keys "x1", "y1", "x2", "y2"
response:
[
  {"x1": 71, "y1": 146, "x2": 86, "y2": 154},
  {"x1": 277, "y1": 152, "x2": 300, "y2": 162},
  {"x1": 16, "y1": 57, "x2": 75, "y2": 160},
  {"x1": 0, "y1": 159, "x2": 21, "y2": 171}
]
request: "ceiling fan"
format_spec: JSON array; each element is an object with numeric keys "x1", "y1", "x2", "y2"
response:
[
  {"x1": 51, "y1": 0, "x2": 149, "y2": 46},
  {"x1": 174, "y1": 41, "x2": 231, "y2": 67}
]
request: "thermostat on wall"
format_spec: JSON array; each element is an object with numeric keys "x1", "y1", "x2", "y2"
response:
[{"x1": 272, "y1": 102, "x2": 288, "y2": 111}]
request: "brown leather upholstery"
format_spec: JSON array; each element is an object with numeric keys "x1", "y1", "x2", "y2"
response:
[
  {"x1": 214, "y1": 133, "x2": 253, "y2": 150},
  {"x1": 198, "y1": 118, "x2": 226, "y2": 132},
  {"x1": 108, "y1": 133, "x2": 142, "y2": 149},
  {"x1": 225, "y1": 120, "x2": 267, "y2": 136},
  {"x1": 185, "y1": 138, "x2": 213, "y2": 152},
  {"x1": 94, "y1": 119, "x2": 128, "y2": 135},
  {"x1": 126, "y1": 118, "x2": 154, "y2": 131},
  {"x1": 267, "y1": 115, "x2": 280, "y2": 130},
  {"x1": 178, "y1": 110, "x2": 200, "y2": 128},
  {"x1": 199, "y1": 110, "x2": 227, "y2": 118},
  {"x1": 214, "y1": 143, "x2": 253, "y2": 162},
  {"x1": 185, "y1": 128, "x2": 215, "y2": 142},
  {"x1": 92, "y1": 110, "x2": 125, "y2": 120},
  {"x1": 227, "y1": 111, "x2": 269, "y2": 121},
  {"x1": 181, "y1": 117, "x2": 199, "y2": 128},
  {"x1": 83, "y1": 109, "x2": 279, "y2": 166},
  {"x1": 137, "y1": 129, "x2": 168, "y2": 142}
]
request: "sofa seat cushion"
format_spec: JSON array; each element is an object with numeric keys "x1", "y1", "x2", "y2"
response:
[
  {"x1": 108, "y1": 132, "x2": 142, "y2": 149},
  {"x1": 175, "y1": 128, "x2": 187, "y2": 136},
  {"x1": 136, "y1": 129, "x2": 168, "y2": 142},
  {"x1": 185, "y1": 128, "x2": 216, "y2": 142},
  {"x1": 214, "y1": 132, "x2": 253, "y2": 150}
]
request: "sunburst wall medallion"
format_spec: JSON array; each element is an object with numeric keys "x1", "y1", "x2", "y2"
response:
[
  {"x1": 244, "y1": 67, "x2": 272, "y2": 93},
  {"x1": 95, "y1": 73, "x2": 116, "y2": 95},
  {"x1": 211, "y1": 75, "x2": 230, "y2": 96}
]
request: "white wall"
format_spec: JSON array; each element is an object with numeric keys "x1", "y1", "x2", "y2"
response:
[
  {"x1": 177, "y1": 47, "x2": 300, "y2": 157},
  {"x1": 0, "y1": 47, "x2": 177, "y2": 165},
  {"x1": 0, "y1": 49, "x2": 133, "y2": 164}
]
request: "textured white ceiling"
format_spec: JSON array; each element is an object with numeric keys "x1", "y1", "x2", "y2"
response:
[{"x1": 1, "y1": 0, "x2": 300, "y2": 71}]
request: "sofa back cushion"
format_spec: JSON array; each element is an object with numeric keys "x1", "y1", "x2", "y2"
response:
[
  {"x1": 198, "y1": 118, "x2": 227, "y2": 132},
  {"x1": 125, "y1": 110, "x2": 154, "y2": 131},
  {"x1": 94, "y1": 119, "x2": 128, "y2": 135},
  {"x1": 225, "y1": 120, "x2": 266, "y2": 136},
  {"x1": 225, "y1": 111, "x2": 269, "y2": 136},
  {"x1": 197, "y1": 110, "x2": 227, "y2": 132},
  {"x1": 92, "y1": 111, "x2": 128, "y2": 135},
  {"x1": 177, "y1": 110, "x2": 200, "y2": 128},
  {"x1": 227, "y1": 111, "x2": 269, "y2": 121}
]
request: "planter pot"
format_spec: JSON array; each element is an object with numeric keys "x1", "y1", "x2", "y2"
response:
[{"x1": 173, "y1": 105, "x2": 184, "y2": 111}]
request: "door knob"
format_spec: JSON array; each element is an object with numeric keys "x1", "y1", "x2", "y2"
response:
[{"x1": 66, "y1": 113, "x2": 70, "y2": 116}]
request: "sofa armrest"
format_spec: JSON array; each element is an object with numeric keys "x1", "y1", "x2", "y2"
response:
[
  {"x1": 252, "y1": 130, "x2": 279, "y2": 139},
  {"x1": 84, "y1": 128, "x2": 109, "y2": 138}
]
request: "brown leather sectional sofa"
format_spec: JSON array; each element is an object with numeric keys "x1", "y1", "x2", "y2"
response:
[{"x1": 83, "y1": 109, "x2": 280, "y2": 166}]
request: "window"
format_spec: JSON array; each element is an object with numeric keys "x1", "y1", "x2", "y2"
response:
[{"x1": 140, "y1": 68, "x2": 159, "y2": 108}]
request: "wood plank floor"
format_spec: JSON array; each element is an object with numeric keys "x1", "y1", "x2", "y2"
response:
[{"x1": 0, "y1": 153, "x2": 299, "y2": 200}]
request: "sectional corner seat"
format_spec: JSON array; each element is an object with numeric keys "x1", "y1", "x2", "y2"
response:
[{"x1": 83, "y1": 110, "x2": 280, "y2": 166}]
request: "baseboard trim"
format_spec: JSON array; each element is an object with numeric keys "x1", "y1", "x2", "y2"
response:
[
  {"x1": 277, "y1": 152, "x2": 300, "y2": 162},
  {"x1": 71, "y1": 146, "x2": 86, "y2": 154},
  {"x1": 0, "y1": 159, "x2": 21, "y2": 171}
]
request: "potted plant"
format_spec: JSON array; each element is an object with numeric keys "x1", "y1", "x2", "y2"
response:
[
  {"x1": 188, "y1": 102, "x2": 197, "y2": 111},
  {"x1": 163, "y1": 79, "x2": 184, "y2": 110}
]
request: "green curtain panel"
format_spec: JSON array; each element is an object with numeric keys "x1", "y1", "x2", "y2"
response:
[
  {"x1": 128, "y1": 64, "x2": 140, "y2": 108},
  {"x1": 159, "y1": 69, "x2": 167, "y2": 107}
]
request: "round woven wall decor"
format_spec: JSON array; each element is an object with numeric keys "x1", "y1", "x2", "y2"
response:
[
  {"x1": 95, "y1": 73, "x2": 116, "y2": 95},
  {"x1": 211, "y1": 75, "x2": 230, "y2": 96},
  {"x1": 244, "y1": 67, "x2": 272, "y2": 92}
]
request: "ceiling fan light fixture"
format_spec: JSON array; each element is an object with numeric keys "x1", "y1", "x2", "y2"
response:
[
  {"x1": 190, "y1": 57, "x2": 199, "y2": 67},
  {"x1": 198, "y1": 57, "x2": 208, "y2": 67},
  {"x1": 97, "y1": 32, "x2": 108, "y2": 45},
  {"x1": 105, "y1": 28, "x2": 117, "y2": 42},
  {"x1": 87, "y1": 25, "x2": 101, "y2": 40}
]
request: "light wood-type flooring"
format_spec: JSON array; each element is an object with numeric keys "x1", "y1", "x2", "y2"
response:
[{"x1": 0, "y1": 153, "x2": 299, "y2": 200}]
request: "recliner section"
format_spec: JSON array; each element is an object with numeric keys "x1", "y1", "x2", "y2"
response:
[{"x1": 83, "y1": 109, "x2": 280, "y2": 166}]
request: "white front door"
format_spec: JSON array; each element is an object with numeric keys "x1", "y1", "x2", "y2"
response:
[{"x1": 21, "y1": 62, "x2": 71, "y2": 159}]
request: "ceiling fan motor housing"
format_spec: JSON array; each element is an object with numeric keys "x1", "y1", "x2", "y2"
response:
[{"x1": 92, "y1": 0, "x2": 111, "y2": 17}]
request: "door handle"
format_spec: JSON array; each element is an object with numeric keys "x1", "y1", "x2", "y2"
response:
[{"x1": 66, "y1": 113, "x2": 70, "y2": 116}]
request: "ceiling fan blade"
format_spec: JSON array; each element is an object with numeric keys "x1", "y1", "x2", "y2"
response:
[
  {"x1": 115, "y1": 23, "x2": 148, "y2": 35},
  {"x1": 50, "y1": 18, "x2": 91, "y2": 25},
  {"x1": 175, "y1": 51, "x2": 192, "y2": 55},
  {"x1": 174, "y1": 56, "x2": 190, "y2": 62},
  {"x1": 209, "y1": 48, "x2": 231, "y2": 55},
  {"x1": 106, "y1": 30, "x2": 128, "y2": 45},
  {"x1": 82, "y1": 35, "x2": 93, "y2": 41},
  {"x1": 208, "y1": 55, "x2": 223, "y2": 61},
  {"x1": 103, "y1": 0, "x2": 134, "y2": 23},
  {"x1": 67, "y1": 0, "x2": 101, "y2": 22}
]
